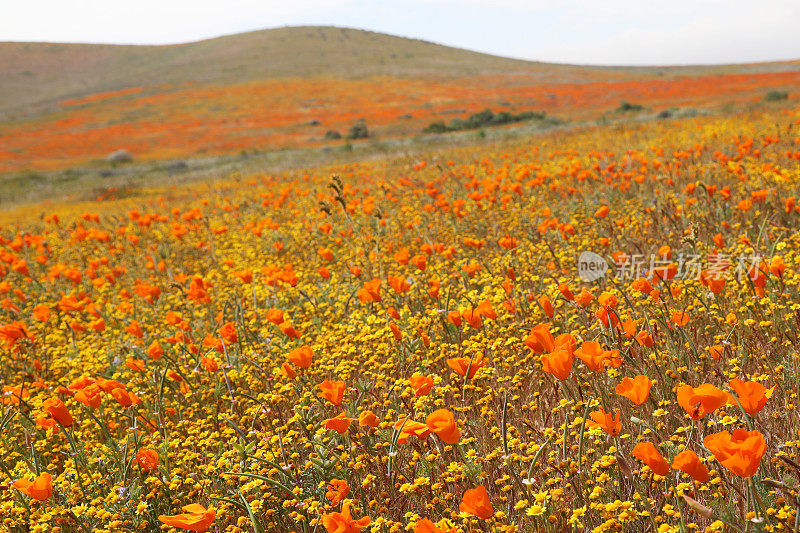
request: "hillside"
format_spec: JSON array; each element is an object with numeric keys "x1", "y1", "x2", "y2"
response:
[
  {"x1": 4, "y1": 26, "x2": 800, "y2": 114},
  {"x1": 0, "y1": 26, "x2": 575, "y2": 113}
]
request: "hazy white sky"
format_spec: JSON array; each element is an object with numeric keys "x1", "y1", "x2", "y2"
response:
[{"x1": 2, "y1": 0, "x2": 799, "y2": 66}]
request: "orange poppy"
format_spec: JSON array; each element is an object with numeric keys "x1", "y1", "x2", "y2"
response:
[
  {"x1": 357, "y1": 279, "x2": 382, "y2": 303},
  {"x1": 287, "y1": 345, "x2": 314, "y2": 369},
  {"x1": 410, "y1": 374, "x2": 434, "y2": 396},
  {"x1": 676, "y1": 384, "x2": 728, "y2": 420},
  {"x1": 541, "y1": 349, "x2": 573, "y2": 381},
  {"x1": 670, "y1": 309, "x2": 690, "y2": 327},
  {"x1": 159, "y1": 504, "x2": 216, "y2": 532},
  {"x1": 317, "y1": 381, "x2": 346, "y2": 406},
  {"x1": 703, "y1": 429, "x2": 766, "y2": 478},
  {"x1": 615, "y1": 375, "x2": 653, "y2": 405},
  {"x1": 588, "y1": 407, "x2": 621, "y2": 436},
  {"x1": 728, "y1": 378, "x2": 773, "y2": 415},
  {"x1": 446, "y1": 353, "x2": 486, "y2": 379},
  {"x1": 414, "y1": 518, "x2": 457, "y2": 533},
  {"x1": 459, "y1": 485, "x2": 494, "y2": 519},
  {"x1": 671, "y1": 450, "x2": 710, "y2": 482},
  {"x1": 575, "y1": 341, "x2": 619, "y2": 372},
  {"x1": 707, "y1": 345, "x2": 724, "y2": 360},
  {"x1": 43, "y1": 397, "x2": 72, "y2": 428},
  {"x1": 426, "y1": 409, "x2": 461, "y2": 444},
  {"x1": 136, "y1": 448, "x2": 160, "y2": 472},
  {"x1": 358, "y1": 410, "x2": 379, "y2": 428},
  {"x1": 326, "y1": 478, "x2": 350, "y2": 506},
  {"x1": 13, "y1": 472, "x2": 52, "y2": 501},
  {"x1": 630, "y1": 441, "x2": 670, "y2": 475},
  {"x1": 324, "y1": 412, "x2": 354, "y2": 434},
  {"x1": 322, "y1": 501, "x2": 371, "y2": 533},
  {"x1": 393, "y1": 417, "x2": 431, "y2": 444}
]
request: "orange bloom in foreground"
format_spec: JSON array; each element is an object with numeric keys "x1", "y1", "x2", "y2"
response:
[
  {"x1": 324, "y1": 412, "x2": 354, "y2": 434},
  {"x1": 136, "y1": 448, "x2": 160, "y2": 472},
  {"x1": 541, "y1": 349, "x2": 573, "y2": 381},
  {"x1": 671, "y1": 449, "x2": 710, "y2": 483},
  {"x1": 459, "y1": 485, "x2": 494, "y2": 519},
  {"x1": 322, "y1": 501, "x2": 371, "y2": 533},
  {"x1": 43, "y1": 397, "x2": 72, "y2": 428},
  {"x1": 615, "y1": 375, "x2": 653, "y2": 405},
  {"x1": 703, "y1": 429, "x2": 767, "y2": 478},
  {"x1": 159, "y1": 504, "x2": 216, "y2": 532},
  {"x1": 588, "y1": 407, "x2": 621, "y2": 436},
  {"x1": 287, "y1": 345, "x2": 314, "y2": 369},
  {"x1": 426, "y1": 409, "x2": 461, "y2": 444},
  {"x1": 394, "y1": 417, "x2": 432, "y2": 444},
  {"x1": 447, "y1": 353, "x2": 486, "y2": 379},
  {"x1": 410, "y1": 374, "x2": 434, "y2": 395},
  {"x1": 13, "y1": 472, "x2": 52, "y2": 501},
  {"x1": 728, "y1": 378, "x2": 773, "y2": 415},
  {"x1": 317, "y1": 380, "x2": 346, "y2": 406},
  {"x1": 630, "y1": 441, "x2": 670, "y2": 475},
  {"x1": 326, "y1": 478, "x2": 350, "y2": 506},
  {"x1": 676, "y1": 383, "x2": 728, "y2": 420},
  {"x1": 358, "y1": 410, "x2": 379, "y2": 428}
]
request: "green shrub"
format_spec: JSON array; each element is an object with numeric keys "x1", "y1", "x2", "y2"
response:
[
  {"x1": 423, "y1": 108, "x2": 547, "y2": 134},
  {"x1": 616, "y1": 101, "x2": 643, "y2": 113},
  {"x1": 346, "y1": 119, "x2": 369, "y2": 140},
  {"x1": 764, "y1": 90, "x2": 788, "y2": 102},
  {"x1": 324, "y1": 130, "x2": 342, "y2": 140}
]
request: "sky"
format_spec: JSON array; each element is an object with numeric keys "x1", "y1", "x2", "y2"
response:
[{"x1": 2, "y1": 0, "x2": 800, "y2": 66}]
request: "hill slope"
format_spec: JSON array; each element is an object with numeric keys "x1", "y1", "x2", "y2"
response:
[
  {"x1": 4, "y1": 25, "x2": 799, "y2": 113},
  {"x1": 0, "y1": 26, "x2": 569, "y2": 112}
]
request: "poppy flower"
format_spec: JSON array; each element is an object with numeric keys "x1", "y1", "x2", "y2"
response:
[
  {"x1": 575, "y1": 341, "x2": 615, "y2": 372},
  {"x1": 326, "y1": 478, "x2": 350, "y2": 506},
  {"x1": 630, "y1": 441, "x2": 670, "y2": 475},
  {"x1": 410, "y1": 374, "x2": 434, "y2": 395},
  {"x1": 322, "y1": 501, "x2": 371, "y2": 533},
  {"x1": 357, "y1": 279, "x2": 382, "y2": 303},
  {"x1": 676, "y1": 384, "x2": 728, "y2": 420},
  {"x1": 525, "y1": 323, "x2": 555, "y2": 353},
  {"x1": 394, "y1": 417, "x2": 431, "y2": 444},
  {"x1": 635, "y1": 330, "x2": 654, "y2": 347},
  {"x1": 707, "y1": 345, "x2": 724, "y2": 360},
  {"x1": 74, "y1": 384, "x2": 102, "y2": 409},
  {"x1": 537, "y1": 295, "x2": 554, "y2": 318},
  {"x1": 459, "y1": 485, "x2": 494, "y2": 519},
  {"x1": 728, "y1": 378, "x2": 773, "y2": 415},
  {"x1": 615, "y1": 375, "x2": 653, "y2": 405},
  {"x1": 265, "y1": 308, "x2": 285, "y2": 325},
  {"x1": 13, "y1": 472, "x2": 52, "y2": 501},
  {"x1": 43, "y1": 397, "x2": 72, "y2": 428},
  {"x1": 446, "y1": 353, "x2": 486, "y2": 379},
  {"x1": 159, "y1": 503, "x2": 216, "y2": 532},
  {"x1": 426, "y1": 409, "x2": 461, "y2": 444},
  {"x1": 703, "y1": 429, "x2": 767, "y2": 478},
  {"x1": 670, "y1": 309, "x2": 690, "y2": 327},
  {"x1": 541, "y1": 349, "x2": 573, "y2": 381},
  {"x1": 324, "y1": 412, "x2": 353, "y2": 434},
  {"x1": 671, "y1": 450, "x2": 710, "y2": 482},
  {"x1": 136, "y1": 448, "x2": 160, "y2": 472},
  {"x1": 446, "y1": 310, "x2": 462, "y2": 328},
  {"x1": 358, "y1": 410, "x2": 379, "y2": 428},
  {"x1": 287, "y1": 345, "x2": 314, "y2": 369},
  {"x1": 317, "y1": 381, "x2": 346, "y2": 406},
  {"x1": 588, "y1": 407, "x2": 621, "y2": 436},
  {"x1": 388, "y1": 275, "x2": 411, "y2": 294}
]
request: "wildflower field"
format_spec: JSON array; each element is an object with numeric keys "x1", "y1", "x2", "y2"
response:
[{"x1": 2, "y1": 102, "x2": 800, "y2": 533}]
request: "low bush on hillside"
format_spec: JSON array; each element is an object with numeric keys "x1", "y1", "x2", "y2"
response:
[
  {"x1": 423, "y1": 108, "x2": 548, "y2": 134},
  {"x1": 764, "y1": 90, "x2": 789, "y2": 101}
]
